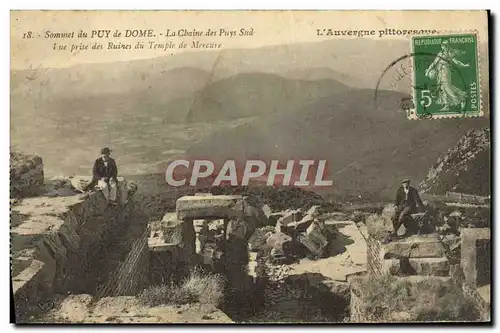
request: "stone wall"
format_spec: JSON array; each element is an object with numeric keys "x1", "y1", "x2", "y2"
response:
[
  {"x1": 459, "y1": 228, "x2": 491, "y2": 320},
  {"x1": 10, "y1": 152, "x2": 44, "y2": 198},
  {"x1": 11, "y1": 178, "x2": 137, "y2": 320},
  {"x1": 367, "y1": 234, "x2": 449, "y2": 277},
  {"x1": 96, "y1": 230, "x2": 149, "y2": 298},
  {"x1": 366, "y1": 236, "x2": 382, "y2": 276},
  {"x1": 461, "y1": 228, "x2": 490, "y2": 288}
]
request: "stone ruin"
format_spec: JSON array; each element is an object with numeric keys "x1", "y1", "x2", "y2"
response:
[
  {"x1": 264, "y1": 205, "x2": 332, "y2": 263},
  {"x1": 10, "y1": 151, "x2": 143, "y2": 322},
  {"x1": 359, "y1": 202, "x2": 491, "y2": 321},
  {"x1": 147, "y1": 194, "x2": 267, "y2": 285},
  {"x1": 460, "y1": 227, "x2": 490, "y2": 319}
]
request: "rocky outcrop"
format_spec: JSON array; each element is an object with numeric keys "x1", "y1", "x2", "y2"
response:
[
  {"x1": 11, "y1": 177, "x2": 138, "y2": 321},
  {"x1": 10, "y1": 151, "x2": 44, "y2": 198},
  {"x1": 420, "y1": 128, "x2": 490, "y2": 196}
]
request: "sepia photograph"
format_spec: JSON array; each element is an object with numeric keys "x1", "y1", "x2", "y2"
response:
[{"x1": 9, "y1": 10, "x2": 491, "y2": 324}]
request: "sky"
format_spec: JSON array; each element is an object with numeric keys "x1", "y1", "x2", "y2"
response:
[{"x1": 11, "y1": 10, "x2": 488, "y2": 69}]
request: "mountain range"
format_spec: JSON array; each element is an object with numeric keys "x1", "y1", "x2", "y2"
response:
[{"x1": 10, "y1": 39, "x2": 490, "y2": 197}]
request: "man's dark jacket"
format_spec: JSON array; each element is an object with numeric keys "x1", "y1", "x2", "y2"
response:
[
  {"x1": 395, "y1": 186, "x2": 424, "y2": 212},
  {"x1": 92, "y1": 157, "x2": 118, "y2": 182}
]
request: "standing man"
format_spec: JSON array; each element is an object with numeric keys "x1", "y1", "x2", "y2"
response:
[
  {"x1": 392, "y1": 179, "x2": 425, "y2": 237},
  {"x1": 87, "y1": 147, "x2": 118, "y2": 205}
]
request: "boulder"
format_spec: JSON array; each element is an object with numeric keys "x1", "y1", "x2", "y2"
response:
[
  {"x1": 262, "y1": 204, "x2": 273, "y2": 218},
  {"x1": 277, "y1": 209, "x2": 303, "y2": 227},
  {"x1": 298, "y1": 221, "x2": 328, "y2": 256},
  {"x1": 285, "y1": 214, "x2": 314, "y2": 233},
  {"x1": 266, "y1": 232, "x2": 292, "y2": 251},
  {"x1": 10, "y1": 152, "x2": 44, "y2": 198}
]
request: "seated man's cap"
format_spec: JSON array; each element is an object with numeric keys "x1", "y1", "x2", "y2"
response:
[
  {"x1": 101, "y1": 147, "x2": 112, "y2": 154},
  {"x1": 402, "y1": 179, "x2": 411, "y2": 184}
]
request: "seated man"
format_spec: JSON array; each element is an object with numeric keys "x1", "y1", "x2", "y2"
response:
[
  {"x1": 85, "y1": 147, "x2": 118, "y2": 205},
  {"x1": 391, "y1": 179, "x2": 425, "y2": 237}
]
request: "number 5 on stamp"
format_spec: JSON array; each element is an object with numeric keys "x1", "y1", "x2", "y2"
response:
[{"x1": 411, "y1": 33, "x2": 481, "y2": 119}]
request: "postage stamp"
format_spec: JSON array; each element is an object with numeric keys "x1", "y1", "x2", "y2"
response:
[{"x1": 409, "y1": 33, "x2": 481, "y2": 119}]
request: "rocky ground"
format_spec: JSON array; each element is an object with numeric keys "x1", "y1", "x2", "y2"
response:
[{"x1": 33, "y1": 294, "x2": 232, "y2": 324}]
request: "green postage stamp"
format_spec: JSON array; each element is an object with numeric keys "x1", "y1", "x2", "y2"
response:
[{"x1": 411, "y1": 33, "x2": 481, "y2": 119}]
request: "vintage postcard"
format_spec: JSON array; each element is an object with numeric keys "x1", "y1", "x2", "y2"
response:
[{"x1": 10, "y1": 10, "x2": 491, "y2": 324}]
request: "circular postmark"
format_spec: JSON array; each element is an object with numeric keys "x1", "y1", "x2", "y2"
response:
[{"x1": 374, "y1": 52, "x2": 469, "y2": 119}]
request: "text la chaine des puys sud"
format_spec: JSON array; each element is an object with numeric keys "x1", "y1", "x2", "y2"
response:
[{"x1": 44, "y1": 28, "x2": 253, "y2": 39}]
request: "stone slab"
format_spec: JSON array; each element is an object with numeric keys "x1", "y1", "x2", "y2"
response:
[
  {"x1": 266, "y1": 232, "x2": 292, "y2": 251},
  {"x1": 278, "y1": 209, "x2": 303, "y2": 226},
  {"x1": 176, "y1": 195, "x2": 245, "y2": 220},
  {"x1": 383, "y1": 257, "x2": 450, "y2": 276},
  {"x1": 299, "y1": 222, "x2": 328, "y2": 255},
  {"x1": 382, "y1": 234, "x2": 445, "y2": 259},
  {"x1": 12, "y1": 259, "x2": 45, "y2": 295},
  {"x1": 285, "y1": 215, "x2": 314, "y2": 232}
]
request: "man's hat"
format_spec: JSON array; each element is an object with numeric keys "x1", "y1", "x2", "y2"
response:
[
  {"x1": 402, "y1": 179, "x2": 411, "y2": 184},
  {"x1": 101, "y1": 147, "x2": 112, "y2": 154}
]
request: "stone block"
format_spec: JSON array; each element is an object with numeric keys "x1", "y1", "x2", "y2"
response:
[
  {"x1": 285, "y1": 214, "x2": 314, "y2": 232},
  {"x1": 461, "y1": 228, "x2": 490, "y2": 288},
  {"x1": 262, "y1": 204, "x2": 272, "y2": 218},
  {"x1": 299, "y1": 221, "x2": 328, "y2": 255},
  {"x1": 382, "y1": 234, "x2": 445, "y2": 259},
  {"x1": 266, "y1": 232, "x2": 292, "y2": 251},
  {"x1": 383, "y1": 257, "x2": 449, "y2": 276},
  {"x1": 176, "y1": 195, "x2": 245, "y2": 220},
  {"x1": 226, "y1": 218, "x2": 249, "y2": 240},
  {"x1": 277, "y1": 209, "x2": 303, "y2": 226},
  {"x1": 306, "y1": 205, "x2": 320, "y2": 216}
]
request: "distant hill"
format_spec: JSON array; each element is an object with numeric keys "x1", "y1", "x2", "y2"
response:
[
  {"x1": 11, "y1": 38, "x2": 489, "y2": 113},
  {"x1": 10, "y1": 39, "x2": 490, "y2": 184},
  {"x1": 168, "y1": 72, "x2": 350, "y2": 123},
  {"x1": 279, "y1": 67, "x2": 361, "y2": 87},
  {"x1": 11, "y1": 66, "x2": 213, "y2": 102},
  {"x1": 10, "y1": 39, "x2": 409, "y2": 100},
  {"x1": 185, "y1": 89, "x2": 489, "y2": 197}
]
